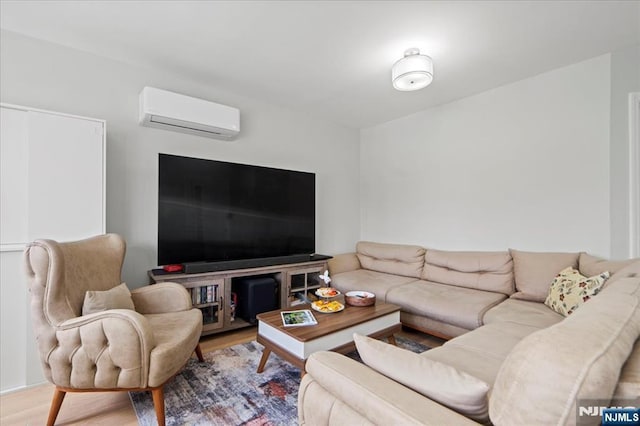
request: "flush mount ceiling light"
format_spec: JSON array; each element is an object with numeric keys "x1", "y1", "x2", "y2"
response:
[{"x1": 392, "y1": 48, "x2": 433, "y2": 91}]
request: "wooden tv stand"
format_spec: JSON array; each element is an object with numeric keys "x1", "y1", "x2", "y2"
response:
[{"x1": 148, "y1": 258, "x2": 330, "y2": 336}]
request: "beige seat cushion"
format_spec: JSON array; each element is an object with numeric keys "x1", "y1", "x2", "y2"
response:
[
  {"x1": 423, "y1": 250, "x2": 514, "y2": 295},
  {"x1": 423, "y1": 321, "x2": 542, "y2": 385},
  {"x1": 421, "y1": 345, "x2": 503, "y2": 387},
  {"x1": 386, "y1": 280, "x2": 506, "y2": 330},
  {"x1": 354, "y1": 334, "x2": 490, "y2": 422},
  {"x1": 483, "y1": 298, "x2": 563, "y2": 328},
  {"x1": 489, "y1": 279, "x2": 640, "y2": 426},
  {"x1": 331, "y1": 269, "x2": 419, "y2": 302},
  {"x1": 509, "y1": 249, "x2": 579, "y2": 302},
  {"x1": 356, "y1": 241, "x2": 425, "y2": 278},
  {"x1": 146, "y1": 309, "x2": 203, "y2": 387}
]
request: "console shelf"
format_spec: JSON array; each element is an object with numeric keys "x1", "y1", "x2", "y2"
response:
[{"x1": 148, "y1": 258, "x2": 329, "y2": 336}]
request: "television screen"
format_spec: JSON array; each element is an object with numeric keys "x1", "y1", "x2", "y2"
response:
[{"x1": 158, "y1": 154, "x2": 315, "y2": 266}]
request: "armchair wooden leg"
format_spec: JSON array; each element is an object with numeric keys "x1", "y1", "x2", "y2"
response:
[
  {"x1": 194, "y1": 343, "x2": 204, "y2": 362},
  {"x1": 151, "y1": 387, "x2": 165, "y2": 426},
  {"x1": 47, "y1": 387, "x2": 66, "y2": 426}
]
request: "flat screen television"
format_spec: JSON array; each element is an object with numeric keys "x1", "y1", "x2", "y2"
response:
[{"x1": 157, "y1": 154, "x2": 316, "y2": 269}]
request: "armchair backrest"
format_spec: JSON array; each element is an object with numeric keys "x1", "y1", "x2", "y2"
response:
[
  {"x1": 24, "y1": 234, "x2": 126, "y2": 381},
  {"x1": 24, "y1": 234, "x2": 126, "y2": 324}
]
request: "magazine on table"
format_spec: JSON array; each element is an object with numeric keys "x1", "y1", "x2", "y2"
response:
[{"x1": 281, "y1": 309, "x2": 318, "y2": 327}]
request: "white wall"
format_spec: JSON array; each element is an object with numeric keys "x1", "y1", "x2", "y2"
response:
[
  {"x1": 0, "y1": 29, "x2": 361, "y2": 282},
  {"x1": 0, "y1": 30, "x2": 360, "y2": 392},
  {"x1": 360, "y1": 55, "x2": 612, "y2": 256},
  {"x1": 610, "y1": 44, "x2": 640, "y2": 259}
]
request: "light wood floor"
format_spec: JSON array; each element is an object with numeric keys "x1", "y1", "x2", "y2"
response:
[{"x1": 0, "y1": 326, "x2": 443, "y2": 425}]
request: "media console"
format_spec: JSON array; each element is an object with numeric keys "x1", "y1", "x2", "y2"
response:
[{"x1": 148, "y1": 256, "x2": 331, "y2": 337}]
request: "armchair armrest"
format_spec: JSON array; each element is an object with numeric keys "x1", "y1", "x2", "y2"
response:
[
  {"x1": 53, "y1": 309, "x2": 156, "y2": 389},
  {"x1": 131, "y1": 282, "x2": 192, "y2": 314},
  {"x1": 328, "y1": 252, "x2": 361, "y2": 275},
  {"x1": 300, "y1": 351, "x2": 479, "y2": 426}
]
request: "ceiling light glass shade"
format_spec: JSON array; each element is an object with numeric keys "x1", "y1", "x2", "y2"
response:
[{"x1": 392, "y1": 48, "x2": 433, "y2": 91}]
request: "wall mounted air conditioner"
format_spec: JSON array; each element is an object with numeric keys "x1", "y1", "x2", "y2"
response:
[{"x1": 139, "y1": 87, "x2": 240, "y2": 140}]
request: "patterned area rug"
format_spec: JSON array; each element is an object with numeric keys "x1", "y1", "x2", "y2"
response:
[{"x1": 130, "y1": 335, "x2": 429, "y2": 426}]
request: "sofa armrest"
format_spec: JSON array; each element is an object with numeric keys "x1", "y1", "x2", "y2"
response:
[
  {"x1": 131, "y1": 282, "x2": 192, "y2": 314},
  {"x1": 328, "y1": 252, "x2": 361, "y2": 275},
  {"x1": 300, "y1": 351, "x2": 480, "y2": 426}
]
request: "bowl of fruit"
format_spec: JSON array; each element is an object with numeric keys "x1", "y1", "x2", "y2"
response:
[
  {"x1": 311, "y1": 299, "x2": 344, "y2": 313},
  {"x1": 315, "y1": 287, "x2": 340, "y2": 298}
]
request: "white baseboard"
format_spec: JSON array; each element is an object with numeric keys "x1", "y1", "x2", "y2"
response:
[{"x1": 0, "y1": 379, "x2": 48, "y2": 396}]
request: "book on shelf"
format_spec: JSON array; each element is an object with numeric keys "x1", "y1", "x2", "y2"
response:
[
  {"x1": 191, "y1": 284, "x2": 219, "y2": 305},
  {"x1": 281, "y1": 309, "x2": 318, "y2": 327}
]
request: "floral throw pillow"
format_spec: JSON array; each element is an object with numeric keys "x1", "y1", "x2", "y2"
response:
[{"x1": 544, "y1": 267, "x2": 610, "y2": 316}]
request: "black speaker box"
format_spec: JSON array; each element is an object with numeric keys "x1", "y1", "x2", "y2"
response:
[{"x1": 232, "y1": 276, "x2": 278, "y2": 324}]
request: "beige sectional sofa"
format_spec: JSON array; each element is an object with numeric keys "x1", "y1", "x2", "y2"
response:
[{"x1": 298, "y1": 241, "x2": 640, "y2": 425}]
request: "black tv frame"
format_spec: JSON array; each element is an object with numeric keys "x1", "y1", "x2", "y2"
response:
[{"x1": 157, "y1": 154, "x2": 317, "y2": 272}]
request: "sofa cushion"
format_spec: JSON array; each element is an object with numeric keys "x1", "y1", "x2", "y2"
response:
[
  {"x1": 509, "y1": 249, "x2": 579, "y2": 302},
  {"x1": 386, "y1": 280, "x2": 506, "y2": 330},
  {"x1": 422, "y1": 250, "x2": 514, "y2": 295},
  {"x1": 579, "y1": 252, "x2": 637, "y2": 278},
  {"x1": 356, "y1": 241, "x2": 425, "y2": 278},
  {"x1": 354, "y1": 334, "x2": 490, "y2": 422},
  {"x1": 82, "y1": 283, "x2": 135, "y2": 315},
  {"x1": 483, "y1": 298, "x2": 563, "y2": 329},
  {"x1": 544, "y1": 267, "x2": 609, "y2": 316},
  {"x1": 489, "y1": 278, "x2": 640, "y2": 426},
  {"x1": 422, "y1": 321, "x2": 543, "y2": 387},
  {"x1": 327, "y1": 252, "x2": 361, "y2": 275},
  {"x1": 605, "y1": 260, "x2": 640, "y2": 287},
  {"x1": 331, "y1": 270, "x2": 419, "y2": 302}
]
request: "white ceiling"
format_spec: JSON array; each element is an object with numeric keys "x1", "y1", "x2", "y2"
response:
[{"x1": 1, "y1": 1, "x2": 639, "y2": 129}]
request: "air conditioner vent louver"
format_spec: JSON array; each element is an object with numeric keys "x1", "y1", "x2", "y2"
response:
[{"x1": 139, "y1": 87, "x2": 240, "y2": 140}]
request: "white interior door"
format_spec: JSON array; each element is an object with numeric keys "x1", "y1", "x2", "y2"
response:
[
  {"x1": 0, "y1": 107, "x2": 29, "y2": 249},
  {"x1": 27, "y1": 111, "x2": 105, "y2": 241}
]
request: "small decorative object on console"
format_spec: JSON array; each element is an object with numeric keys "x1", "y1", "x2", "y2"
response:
[
  {"x1": 319, "y1": 270, "x2": 331, "y2": 285},
  {"x1": 345, "y1": 291, "x2": 376, "y2": 307},
  {"x1": 162, "y1": 264, "x2": 183, "y2": 273}
]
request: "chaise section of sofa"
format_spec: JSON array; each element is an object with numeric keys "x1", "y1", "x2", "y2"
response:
[
  {"x1": 490, "y1": 275, "x2": 640, "y2": 425},
  {"x1": 298, "y1": 350, "x2": 480, "y2": 426},
  {"x1": 301, "y1": 260, "x2": 640, "y2": 426}
]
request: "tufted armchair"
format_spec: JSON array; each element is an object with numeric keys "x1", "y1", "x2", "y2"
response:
[{"x1": 24, "y1": 234, "x2": 204, "y2": 426}]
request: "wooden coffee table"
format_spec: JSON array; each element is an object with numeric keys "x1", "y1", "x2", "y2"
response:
[{"x1": 256, "y1": 302, "x2": 401, "y2": 375}]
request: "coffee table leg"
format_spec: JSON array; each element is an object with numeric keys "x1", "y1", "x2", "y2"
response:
[
  {"x1": 257, "y1": 348, "x2": 272, "y2": 373},
  {"x1": 388, "y1": 335, "x2": 397, "y2": 346}
]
